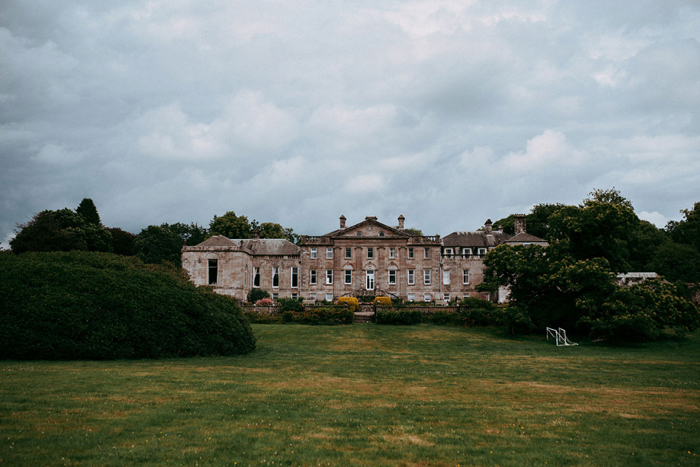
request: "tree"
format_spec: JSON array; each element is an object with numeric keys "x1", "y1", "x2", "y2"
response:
[
  {"x1": 133, "y1": 225, "x2": 182, "y2": 266},
  {"x1": 165, "y1": 222, "x2": 208, "y2": 246},
  {"x1": 527, "y1": 203, "x2": 566, "y2": 239},
  {"x1": 76, "y1": 198, "x2": 101, "y2": 225},
  {"x1": 256, "y1": 222, "x2": 299, "y2": 243},
  {"x1": 209, "y1": 212, "x2": 252, "y2": 239},
  {"x1": 404, "y1": 228, "x2": 424, "y2": 236},
  {"x1": 649, "y1": 242, "x2": 700, "y2": 283},
  {"x1": 10, "y1": 208, "x2": 113, "y2": 254},
  {"x1": 548, "y1": 188, "x2": 639, "y2": 272},
  {"x1": 668, "y1": 202, "x2": 700, "y2": 251},
  {"x1": 108, "y1": 227, "x2": 137, "y2": 256},
  {"x1": 627, "y1": 220, "x2": 669, "y2": 272}
]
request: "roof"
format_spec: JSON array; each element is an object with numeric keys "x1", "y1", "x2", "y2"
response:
[
  {"x1": 442, "y1": 231, "x2": 512, "y2": 248},
  {"x1": 505, "y1": 232, "x2": 548, "y2": 244},
  {"x1": 195, "y1": 235, "x2": 237, "y2": 247},
  {"x1": 188, "y1": 236, "x2": 300, "y2": 256},
  {"x1": 238, "y1": 238, "x2": 300, "y2": 256}
]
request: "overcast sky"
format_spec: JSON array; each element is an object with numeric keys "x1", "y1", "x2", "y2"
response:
[{"x1": 1, "y1": 0, "x2": 699, "y2": 244}]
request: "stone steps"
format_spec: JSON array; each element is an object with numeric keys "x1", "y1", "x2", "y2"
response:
[{"x1": 353, "y1": 311, "x2": 374, "y2": 323}]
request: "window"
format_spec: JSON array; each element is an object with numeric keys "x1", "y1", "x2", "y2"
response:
[
  {"x1": 310, "y1": 248, "x2": 317, "y2": 259},
  {"x1": 272, "y1": 293, "x2": 278, "y2": 300},
  {"x1": 291, "y1": 293, "x2": 298, "y2": 299},
  {"x1": 444, "y1": 293, "x2": 450, "y2": 302},
  {"x1": 408, "y1": 293, "x2": 415, "y2": 302},
  {"x1": 325, "y1": 293, "x2": 333, "y2": 302},
  {"x1": 424, "y1": 269, "x2": 431, "y2": 285},
  {"x1": 462, "y1": 248, "x2": 472, "y2": 258},
  {"x1": 443, "y1": 270, "x2": 450, "y2": 285},
  {"x1": 253, "y1": 267, "x2": 260, "y2": 288},
  {"x1": 444, "y1": 248, "x2": 453, "y2": 258},
  {"x1": 408, "y1": 247, "x2": 414, "y2": 259},
  {"x1": 424, "y1": 247, "x2": 430, "y2": 258},
  {"x1": 345, "y1": 248, "x2": 352, "y2": 259},
  {"x1": 424, "y1": 293, "x2": 431, "y2": 302},
  {"x1": 208, "y1": 259, "x2": 218, "y2": 285},
  {"x1": 245, "y1": 265, "x2": 248, "y2": 286},
  {"x1": 345, "y1": 269, "x2": 352, "y2": 284},
  {"x1": 464, "y1": 292, "x2": 470, "y2": 298},
  {"x1": 483, "y1": 293, "x2": 490, "y2": 301},
  {"x1": 478, "y1": 248, "x2": 487, "y2": 256},
  {"x1": 408, "y1": 269, "x2": 415, "y2": 285},
  {"x1": 326, "y1": 248, "x2": 333, "y2": 259},
  {"x1": 366, "y1": 270, "x2": 375, "y2": 290},
  {"x1": 388, "y1": 270, "x2": 396, "y2": 285},
  {"x1": 272, "y1": 267, "x2": 279, "y2": 288},
  {"x1": 291, "y1": 267, "x2": 298, "y2": 288},
  {"x1": 367, "y1": 247, "x2": 374, "y2": 259},
  {"x1": 326, "y1": 270, "x2": 333, "y2": 285},
  {"x1": 310, "y1": 269, "x2": 317, "y2": 285},
  {"x1": 356, "y1": 232, "x2": 362, "y2": 237},
  {"x1": 310, "y1": 293, "x2": 316, "y2": 301},
  {"x1": 463, "y1": 269, "x2": 470, "y2": 284},
  {"x1": 379, "y1": 232, "x2": 385, "y2": 237},
  {"x1": 389, "y1": 247, "x2": 395, "y2": 259}
]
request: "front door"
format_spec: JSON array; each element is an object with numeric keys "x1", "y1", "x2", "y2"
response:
[{"x1": 366, "y1": 270, "x2": 375, "y2": 291}]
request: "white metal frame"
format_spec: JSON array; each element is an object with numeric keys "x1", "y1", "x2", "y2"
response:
[{"x1": 546, "y1": 327, "x2": 578, "y2": 346}]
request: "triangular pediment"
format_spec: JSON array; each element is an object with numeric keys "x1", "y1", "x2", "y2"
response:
[{"x1": 327, "y1": 218, "x2": 411, "y2": 238}]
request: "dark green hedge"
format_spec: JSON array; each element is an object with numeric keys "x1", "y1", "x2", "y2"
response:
[
  {"x1": 376, "y1": 309, "x2": 423, "y2": 325},
  {"x1": 0, "y1": 251, "x2": 256, "y2": 360},
  {"x1": 282, "y1": 307, "x2": 353, "y2": 325}
]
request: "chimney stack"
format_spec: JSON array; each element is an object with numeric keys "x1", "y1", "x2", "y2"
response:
[
  {"x1": 514, "y1": 215, "x2": 526, "y2": 235},
  {"x1": 398, "y1": 215, "x2": 405, "y2": 229},
  {"x1": 340, "y1": 215, "x2": 346, "y2": 229},
  {"x1": 485, "y1": 219, "x2": 493, "y2": 234}
]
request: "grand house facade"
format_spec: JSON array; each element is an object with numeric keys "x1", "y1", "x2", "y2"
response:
[{"x1": 181, "y1": 215, "x2": 546, "y2": 303}]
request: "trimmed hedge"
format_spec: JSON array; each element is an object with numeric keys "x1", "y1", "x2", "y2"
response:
[
  {"x1": 337, "y1": 297, "x2": 359, "y2": 312},
  {"x1": 376, "y1": 309, "x2": 423, "y2": 325},
  {"x1": 283, "y1": 307, "x2": 353, "y2": 325},
  {"x1": 0, "y1": 251, "x2": 256, "y2": 360}
]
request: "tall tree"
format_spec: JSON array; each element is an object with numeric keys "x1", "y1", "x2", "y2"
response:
[
  {"x1": 76, "y1": 198, "x2": 101, "y2": 225},
  {"x1": 133, "y1": 225, "x2": 182, "y2": 266},
  {"x1": 548, "y1": 188, "x2": 639, "y2": 272},
  {"x1": 165, "y1": 222, "x2": 208, "y2": 246},
  {"x1": 209, "y1": 212, "x2": 252, "y2": 239},
  {"x1": 10, "y1": 208, "x2": 112, "y2": 254}
]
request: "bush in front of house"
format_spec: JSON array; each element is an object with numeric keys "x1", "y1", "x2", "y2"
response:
[
  {"x1": 247, "y1": 288, "x2": 270, "y2": 303},
  {"x1": 0, "y1": 251, "x2": 256, "y2": 360},
  {"x1": 459, "y1": 297, "x2": 500, "y2": 327},
  {"x1": 282, "y1": 307, "x2": 353, "y2": 325},
  {"x1": 376, "y1": 309, "x2": 423, "y2": 325},
  {"x1": 372, "y1": 296, "x2": 392, "y2": 311},
  {"x1": 277, "y1": 297, "x2": 305, "y2": 313},
  {"x1": 337, "y1": 296, "x2": 359, "y2": 312}
]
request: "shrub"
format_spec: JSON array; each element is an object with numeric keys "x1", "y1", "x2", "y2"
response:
[
  {"x1": 372, "y1": 296, "x2": 392, "y2": 311},
  {"x1": 277, "y1": 297, "x2": 305, "y2": 312},
  {"x1": 376, "y1": 309, "x2": 422, "y2": 325},
  {"x1": 426, "y1": 310, "x2": 463, "y2": 326},
  {"x1": 247, "y1": 288, "x2": 270, "y2": 303},
  {"x1": 244, "y1": 309, "x2": 283, "y2": 324},
  {"x1": 459, "y1": 297, "x2": 499, "y2": 327},
  {"x1": 255, "y1": 298, "x2": 275, "y2": 307},
  {"x1": 0, "y1": 251, "x2": 256, "y2": 360},
  {"x1": 337, "y1": 297, "x2": 359, "y2": 312},
  {"x1": 283, "y1": 307, "x2": 353, "y2": 325}
]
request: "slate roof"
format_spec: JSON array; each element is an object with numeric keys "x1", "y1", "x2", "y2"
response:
[
  {"x1": 505, "y1": 232, "x2": 548, "y2": 244},
  {"x1": 238, "y1": 238, "x2": 300, "y2": 256},
  {"x1": 189, "y1": 236, "x2": 300, "y2": 256},
  {"x1": 442, "y1": 231, "x2": 512, "y2": 248}
]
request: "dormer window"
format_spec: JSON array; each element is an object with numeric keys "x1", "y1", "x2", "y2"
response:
[
  {"x1": 356, "y1": 232, "x2": 362, "y2": 237},
  {"x1": 477, "y1": 248, "x2": 487, "y2": 256},
  {"x1": 462, "y1": 248, "x2": 472, "y2": 258},
  {"x1": 379, "y1": 232, "x2": 385, "y2": 237},
  {"x1": 443, "y1": 248, "x2": 453, "y2": 258}
]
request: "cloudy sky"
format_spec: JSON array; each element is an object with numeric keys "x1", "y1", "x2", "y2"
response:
[{"x1": 1, "y1": 0, "x2": 699, "y2": 244}]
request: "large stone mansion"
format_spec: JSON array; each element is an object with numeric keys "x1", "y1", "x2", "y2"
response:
[{"x1": 181, "y1": 215, "x2": 546, "y2": 303}]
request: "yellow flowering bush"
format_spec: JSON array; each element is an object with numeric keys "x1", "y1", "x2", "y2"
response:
[
  {"x1": 337, "y1": 296, "x2": 359, "y2": 312},
  {"x1": 372, "y1": 296, "x2": 392, "y2": 310}
]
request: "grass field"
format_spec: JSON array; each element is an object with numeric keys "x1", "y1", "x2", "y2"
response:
[{"x1": 1, "y1": 324, "x2": 698, "y2": 466}]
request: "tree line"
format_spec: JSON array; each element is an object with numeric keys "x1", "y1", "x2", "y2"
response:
[{"x1": 8, "y1": 202, "x2": 299, "y2": 267}]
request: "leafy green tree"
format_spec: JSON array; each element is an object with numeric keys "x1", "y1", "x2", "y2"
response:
[
  {"x1": 10, "y1": 208, "x2": 113, "y2": 254},
  {"x1": 107, "y1": 227, "x2": 136, "y2": 256},
  {"x1": 256, "y1": 222, "x2": 299, "y2": 243},
  {"x1": 133, "y1": 225, "x2": 182, "y2": 266},
  {"x1": 247, "y1": 288, "x2": 270, "y2": 303},
  {"x1": 209, "y1": 211, "x2": 252, "y2": 239},
  {"x1": 76, "y1": 198, "x2": 101, "y2": 225},
  {"x1": 165, "y1": 222, "x2": 208, "y2": 246},
  {"x1": 668, "y1": 202, "x2": 700, "y2": 251},
  {"x1": 649, "y1": 242, "x2": 700, "y2": 283},
  {"x1": 627, "y1": 220, "x2": 669, "y2": 271},
  {"x1": 548, "y1": 189, "x2": 639, "y2": 272},
  {"x1": 527, "y1": 203, "x2": 566, "y2": 239},
  {"x1": 404, "y1": 228, "x2": 424, "y2": 236}
]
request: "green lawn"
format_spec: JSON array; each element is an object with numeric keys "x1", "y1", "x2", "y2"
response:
[{"x1": 1, "y1": 324, "x2": 698, "y2": 466}]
